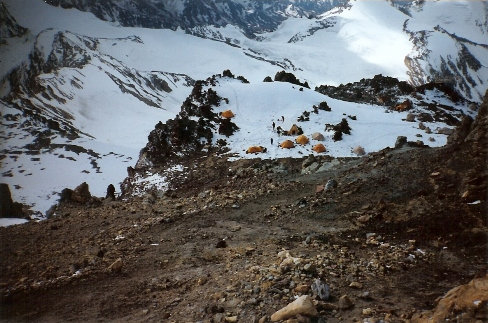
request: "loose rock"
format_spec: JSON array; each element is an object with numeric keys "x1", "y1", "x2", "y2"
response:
[{"x1": 270, "y1": 295, "x2": 318, "y2": 321}]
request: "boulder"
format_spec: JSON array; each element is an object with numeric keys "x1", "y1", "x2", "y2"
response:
[
  {"x1": 270, "y1": 295, "x2": 318, "y2": 321},
  {"x1": 106, "y1": 184, "x2": 116, "y2": 200},
  {"x1": 71, "y1": 182, "x2": 91, "y2": 203},
  {"x1": 406, "y1": 113, "x2": 416, "y2": 122},
  {"x1": 395, "y1": 136, "x2": 407, "y2": 148},
  {"x1": 0, "y1": 183, "x2": 24, "y2": 218},
  {"x1": 352, "y1": 146, "x2": 366, "y2": 156},
  {"x1": 412, "y1": 274, "x2": 488, "y2": 322}
]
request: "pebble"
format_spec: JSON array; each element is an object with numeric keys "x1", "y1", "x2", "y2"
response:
[
  {"x1": 325, "y1": 179, "x2": 338, "y2": 190},
  {"x1": 362, "y1": 308, "x2": 373, "y2": 316},
  {"x1": 349, "y1": 282, "x2": 363, "y2": 289},
  {"x1": 338, "y1": 295, "x2": 354, "y2": 310},
  {"x1": 311, "y1": 279, "x2": 330, "y2": 301},
  {"x1": 107, "y1": 258, "x2": 123, "y2": 273}
]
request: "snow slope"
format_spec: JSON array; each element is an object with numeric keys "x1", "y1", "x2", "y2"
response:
[{"x1": 210, "y1": 78, "x2": 470, "y2": 159}]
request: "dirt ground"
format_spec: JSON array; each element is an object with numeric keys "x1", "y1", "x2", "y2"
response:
[{"x1": 0, "y1": 99, "x2": 487, "y2": 322}]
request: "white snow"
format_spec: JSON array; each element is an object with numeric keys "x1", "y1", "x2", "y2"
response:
[
  {"x1": 211, "y1": 78, "x2": 456, "y2": 160},
  {"x1": 0, "y1": 218, "x2": 28, "y2": 227}
]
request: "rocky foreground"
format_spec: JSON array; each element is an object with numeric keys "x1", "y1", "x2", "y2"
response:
[{"x1": 1, "y1": 92, "x2": 487, "y2": 322}]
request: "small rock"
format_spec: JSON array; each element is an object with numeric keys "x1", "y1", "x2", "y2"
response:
[
  {"x1": 259, "y1": 316, "x2": 268, "y2": 323},
  {"x1": 311, "y1": 279, "x2": 330, "y2": 301},
  {"x1": 216, "y1": 240, "x2": 227, "y2": 248},
  {"x1": 295, "y1": 284, "x2": 310, "y2": 294},
  {"x1": 349, "y1": 282, "x2": 363, "y2": 289},
  {"x1": 357, "y1": 215, "x2": 371, "y2": 224},
  {"x1": 325, "y1": 179, "x2": 338, "y2": 190},
  {"x1": 225, "y1": 316, "x2": 238, "y2": 322},
  {"x1": 362, "y1": 308, "x2": 373, "y2": 316},
  {"x1": 395, "y1": 136, "x2": 407, "y2": 148},
  {"x1": 315, "y1": 185, "x2": 324, "y2": 193},
  {"x1": 107, "y1": 258, "x2": 123, "y2": 273},
  {"x1": 437, "y1": 127, "x2": 454, "y2": 135},
  {"x1": 338, "y1": 295, "x2": 354, "y2": 310},
  {"x1": 406, "y1": 113, "x2": 415, "y2": 122},
  {"x1": 142, "y1": 309, "x2": 149, "y2": 315},
  {"x1": 359, "y1": 291, "x2": 371, "y2": 300},
  {"x1": 270, "y1": 295, "x2": 318, "y2": 322},
  {"x1": 352, "y1": 146, "x2": 366, "y2": 156}
]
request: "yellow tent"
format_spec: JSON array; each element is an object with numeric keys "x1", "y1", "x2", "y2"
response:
[
  {"x1": 280, "y1": 140, "x2": 295, "y2": 149},
  {"x1": 313, "y1": 143, "x2": 326, "y2": 153},
  {"x1": 295, "y1": 134, "x2": 309, "y2": 145},
  {"x1": 221, "y1": 110, "x2": 235, "y2": 118}
]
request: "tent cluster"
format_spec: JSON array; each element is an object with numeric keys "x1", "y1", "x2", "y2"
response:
[
  {"x1": 276, "y1": 124, "x2": 327, "y2": 153},
  {"x1": 220, "y1": 110, "x2": 329, "y2": 155}
]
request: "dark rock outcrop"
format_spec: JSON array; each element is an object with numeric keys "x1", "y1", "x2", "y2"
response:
[{"x1": 0, "y1": 183, "x2": 25, "y2": 218}]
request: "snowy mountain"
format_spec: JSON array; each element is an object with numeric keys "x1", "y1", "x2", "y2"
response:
[
  {"x1": 0, "y1": 0, "x2": 487, "y2": 217},
  {"x1": 44, "y1": 0, "x2": 349, "y2": 37}
]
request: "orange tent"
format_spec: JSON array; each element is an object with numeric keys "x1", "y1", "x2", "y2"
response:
[
  {"x1": 313, "y1": 144, "x2": 326, "y2": 153},
  {"x1": 246, "y1": 146, "x2": 266, "y2": 154},
  {"x1": 295, "y1": 134, "x2": 309, "y2": 145},
  {"x1": 280, "y1": 140, "x2": 295, "y2": 149},
  {"x1": 221, "y1": 110, "x2": 235, "y2": 118}
]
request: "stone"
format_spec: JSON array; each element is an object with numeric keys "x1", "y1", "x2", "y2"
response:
[
  {"x1": 311, "y1": 279, "x2": 330, "y2": 301},
  {"x1": 352, "y1": 146, "x2": 366, "y2": 156},
  {"x1": 349, "y1": 282, "x2": 363, "y2": 289},
  {"x1": 357, "y1": 215, "x2": 371, "y2": 224},
  {"x1": 270, "y1": 295, "x2": 318, "y2": 321},
  {"x1": 216, "y1": 240, "x2": 227, "y2": 248},
  {"x1": 325, "y1": 179, "x2": 338, "y2": 191},
  {"x1": 338, "y1": 295, "x2": 354, "y2": 310},
  {"x1": 0, "y1": 183, "x2": 24, "y2": 218},
  {"x1": 71, "y1": 182, "x2": 91, "y2": 203},
  {"x1": 411, "y1": 274, "x2": 488, "y2": 322},
  {"x1": 437, "y1": 127, "x2": 454, "y2": 135},
  {"x1": 108, "y1": 258, "x2": 123, "y2": 273},
  {"x1": 225, "y1": 316, "x2": 238, "y2": 322},
  {"x1": 395, "y1": 136, "x2": 407, "y2": 148},
  {"x1": 406, "y1": 113, "x2": 415, "y2": 122},
  {"x1": 315, "y1": 185, "x2": 325, "y2": 193},
  {"x1": 295, "y1": 284, "x2": 310, "y2": 294},
  {"x1": 106, "y1": 184, "x2": 116, "y2": 200},
  {"x1": 362, "y1": 308, "x2": 373, "y2": 316}
]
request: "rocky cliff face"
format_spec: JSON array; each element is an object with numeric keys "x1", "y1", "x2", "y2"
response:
[
  {"x1": 402, "y1": 2, "x2": 488, "y2": 102},
  {"x1": 44, "y1": 0, "x2": 349, "y2": 37},
  {"x1": 0, "y1": 3, "x2": 26, "y2": 39}
]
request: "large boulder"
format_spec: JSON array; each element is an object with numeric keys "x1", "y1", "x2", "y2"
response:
[
  {"x1": 0, "y1": 183, "x2": 24, "y2": 218},
  {"x1": 71, "y1": 182, "x2": 91, "y2": 204}
]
